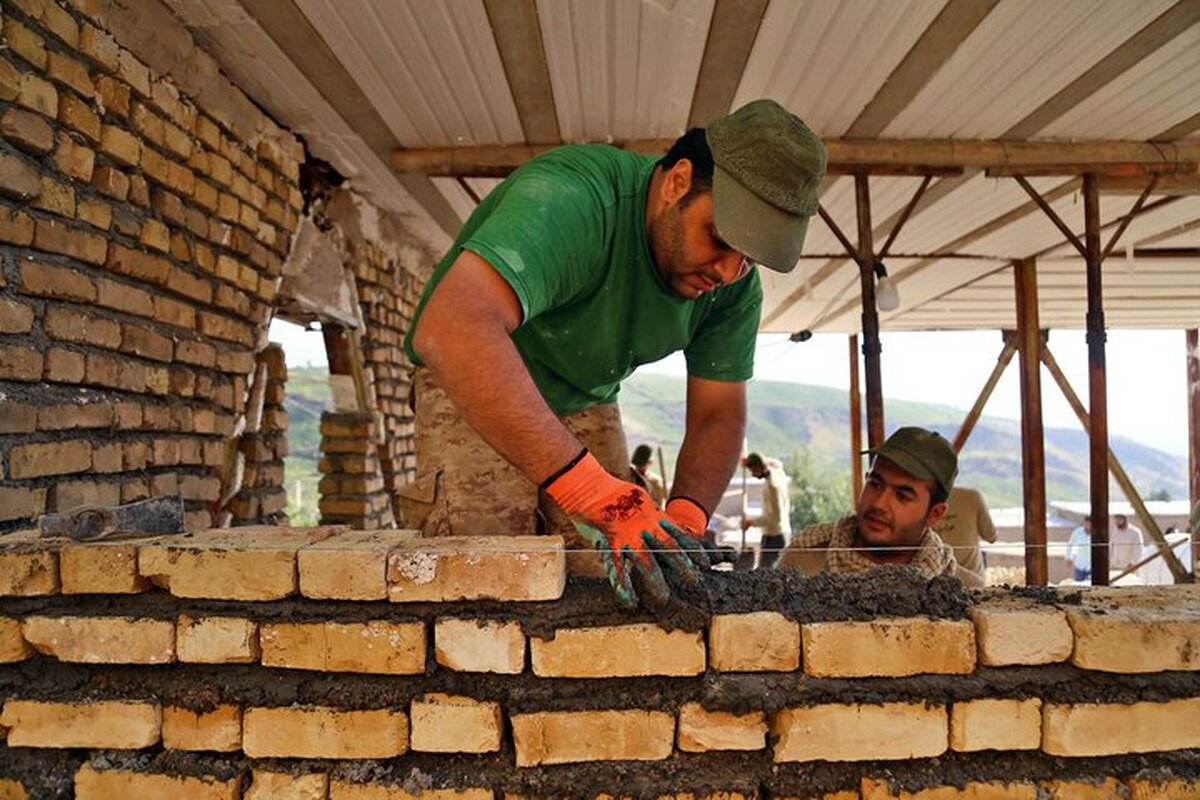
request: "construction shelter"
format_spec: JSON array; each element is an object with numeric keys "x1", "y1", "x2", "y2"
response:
[{"x1": 0, "y1": 0, "x2": 1199, "y2": 797}]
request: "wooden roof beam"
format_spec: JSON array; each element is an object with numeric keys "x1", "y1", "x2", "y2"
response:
[{"x1": 392, "y1": 139, "x2": 1200, "y2": 177}]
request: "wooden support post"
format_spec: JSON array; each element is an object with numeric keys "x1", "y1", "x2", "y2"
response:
[
  {"x1": 1013, "y1": 259, "x2": 1047, "y2": 586},
  {"x1": 1083, "y1": 174, "x2": 1110, "y2": 585},
  {"x1": 1189, "y1": 328, "x2": 1200, "y2": 574},
  {"x1": 1040, "y1": 346, "x2": 1189, "y2": 582},
  {"x1": 855, "y1": 174, "x2": 885, "y2": 448},
  {"x1": 322, "y1": 324, "x2": 371, "y2": 412},
  {"x1": 1189, "y1": 328, "x2": 1200, "y2": 512},
  {"x1": 954, "y1": 331, "x2": 1017, "y2": 452},
  {"x1": 849, "y1": 334, "x2": 863, "y2": 503}
]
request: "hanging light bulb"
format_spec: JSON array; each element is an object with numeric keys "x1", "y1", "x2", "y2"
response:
[{"x1": 873, "y1": 261, "x2": 900, "y2": 312}]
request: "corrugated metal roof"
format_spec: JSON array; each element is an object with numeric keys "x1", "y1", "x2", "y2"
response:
[{"x1": 173, "y1": 0, "x2": 1200, "y2": 333}]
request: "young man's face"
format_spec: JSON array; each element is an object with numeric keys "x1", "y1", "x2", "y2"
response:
[
  {"x1": 855, "y1": 457, "x2": 947, "y2": 550},
  {"x1": 648, "y1": 162, "x2": 754, "y2": 299}
]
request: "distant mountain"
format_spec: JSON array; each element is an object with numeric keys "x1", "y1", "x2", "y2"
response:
[
  {"x1": 281, "y1": 367, "x2": 1188, "y2": 509},
  {"x1": 618, "y1": 371, "x2": 1188, "y2": 508}
]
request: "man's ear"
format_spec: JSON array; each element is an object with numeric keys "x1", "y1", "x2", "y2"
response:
[
  {"x1": 660, "y1": 158, "x2": 693, "y2": 205},
  {"x1": 926, "y1": 501, "x2": 949, "y2": 529}
]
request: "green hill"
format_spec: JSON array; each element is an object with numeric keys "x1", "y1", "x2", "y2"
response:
[{"x1": 281, "y1": 367, "x2": 1187, "y2": 514}]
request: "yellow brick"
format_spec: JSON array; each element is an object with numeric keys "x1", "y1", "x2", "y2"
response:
[
  {"x1": 1128, "y1": 777, "x2": 1200, "y2": 799},
  {"x1": 0, "y1": 778, "x2": 26, "y2": 799},
  {"x1": 1040, "y1": 779, "x2": 1125, "y2": 800},
  {"x1": 1042, "y1": 698, "x2": 1200, "y2": 757},
  {"x1": 22, "y1": 615, "x2": 174, "y2": 663},
  {"x1": 511, "y1": 709, "x2": 674, "y2": 766},
  {"x1": 243, "y1": 705, "x2": 408, "y2": 759},
  {"x1": 949, "y1": 698, "x2": 1041, "y2": 752},
  {"x1": 138, "y1": 526, "x2": 340, "y2": 600},
  {"x1": 802, "y1": 618, "x2": 975, "y2": 677},
  {"x1": 176, "y1": 615, "x2": 260, "y2": 663},
  {"x1": 677, "y1": 702, "x2": 766, "y2": 752},
  {"x1": 298, "y1": 528, "x2": 414, "y2": 600},
  {"x1": 0, "y1": 616, "x2": 32, "y2": 662},
  {"x1": 387, "y1": 535, "x2": 565, "y2": 602},
  {"x1": 969, "y1": 596, "x2": 1073, "y2": 667},
  {"x1": 0, "y1": 699, "x2": 159, "y2": 748},
  {"x1": 0, "y1": 531, "x2": 58, "y2": 596},
  {"x1": 331, "y1": 786, "x2": 492, "y2": 800},
  {"x1": 60, "y1": 542, "x2": 148, "y2": 593},
  {"x1": 1067, "y1": 586, "x2": 1200, "y2": 673},
  {"x1": 434, "y1": 617, "x2": 525, "y2": 674},
  {"x1": 531, "y1": 623, "x2": 704, "y2": 678},
  {"x1": 246, "y1": 771, "x2": 329, "y2": 800},
  {"x1": 861, "y1": 778, "x2": 1038, "y2": 799},
  {"x1": 8, "y1": 438, "x2": 92, "y2": 479},
  {"x1": 771, "y1": 702, "x2": 948, "y2": 763},
  {"x1": 74, "y1": 764, "x2": 240, "y2": 800},
  {"x1": 709, "y1": 612, "x2": 800, "y2": 672},
  {"x1": 99, "y1": 124, "x2": 140, "y2": 167},
  {"x1": 162, "y1": 703, "x2": 241, "y2": 751},
  {"x1": 410, "y1": 693, "x2": 502, "y2": 753},
  {"x1": 260, "y1": 620, "x2": 425, "y2": 675}
]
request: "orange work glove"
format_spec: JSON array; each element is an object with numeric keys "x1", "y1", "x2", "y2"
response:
[
  {"x1": 544, "y1": 450, "x2": 709, "y2": 609},
  {"x1": 665, "y1": 496, "x2": 708, "y2": 538}
]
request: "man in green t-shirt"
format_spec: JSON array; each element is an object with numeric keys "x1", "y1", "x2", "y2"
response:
[{"x1": 401, "y1": 99, "x2": 826, "y2": 609}]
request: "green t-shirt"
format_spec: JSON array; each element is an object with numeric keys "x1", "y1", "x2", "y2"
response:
[{"x1": 404, "y1": 144, "x2": 762, "y2": 416}]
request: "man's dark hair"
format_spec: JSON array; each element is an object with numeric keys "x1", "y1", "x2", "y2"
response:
[
  {"x1": 660, "y1": 128, "x2": 714, "y2": 207},
  {"x1": 929, "y1": 485, "x2": 948, "y2": 510},
  {"x1": 631, "y1": 444, "x2": 653, "y2": 467}
]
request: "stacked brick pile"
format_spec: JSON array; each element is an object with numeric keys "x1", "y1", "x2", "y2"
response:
[
  {"x1": 228, "y1": 343, "x2": 288, "y2": 526},
  {"x1": 318, "y1": 412, "x2": 395, "y2": 529},
  {"x1": 0, "y1": 527, "x2": 1197, "y2": 798},
  {"x1": 0, "y1": 0, "x2": 303, "y2": 532}
]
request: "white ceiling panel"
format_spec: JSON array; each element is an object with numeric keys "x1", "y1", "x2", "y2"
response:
[
  {"x1": 294, "y1": 0, "x2": 524, "y2": 147},
  {"x1": 735, "y1": 0, "x2": 946, "y2": 136},
  {"x1": 1039, "y1": 24, "x2": 1200, "y2": 140},
  {"x1": 884, "y1": 0, "x2": 1176, "y2": 138},
  {"x1": 537, "y1": 0, "x2": 713, "y2": 142}
]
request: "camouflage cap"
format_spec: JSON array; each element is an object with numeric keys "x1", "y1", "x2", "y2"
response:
[{"x1": 706, "y1": 99, "x2": 827, "y2": 273}]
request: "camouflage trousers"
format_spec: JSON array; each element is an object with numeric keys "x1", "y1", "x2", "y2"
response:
[{"x1": 396, "y1": 368, "x2": 629, "y2": 576}]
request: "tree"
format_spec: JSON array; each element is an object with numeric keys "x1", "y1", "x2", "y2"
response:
[{"x1": 787, "y1": 451, "x2": 853, "y2": 531}]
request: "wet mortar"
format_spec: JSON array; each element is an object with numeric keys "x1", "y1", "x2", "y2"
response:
[{"x1": 0, "y1": 570, "x2": 1195, "y2": 797}]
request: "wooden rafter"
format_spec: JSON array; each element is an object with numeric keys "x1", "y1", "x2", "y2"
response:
[
  {"x1": 391, "y1": 138, "x2": 1200, "y2": 177},
  {"x1": 483, "y1": 0, "x2": 561, "y2": 145},
  {"x1": 686, "y1": 0, "x2": 769, "y2": 128},
  {"x1": 240, "y1": 0, "x2": 462, "y2": 239}
]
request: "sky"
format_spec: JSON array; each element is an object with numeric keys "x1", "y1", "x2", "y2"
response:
[{"x1": 270, "y1": 319, "x2": 1193, "y2": 458}]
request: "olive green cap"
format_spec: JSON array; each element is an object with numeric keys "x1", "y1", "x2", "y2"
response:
[
  {"x1": 706, "y1": 99, "x2": 827, "y2": 273},
  {"x1": 866, "y1": 427, "x2": 958, "y2": 496}
]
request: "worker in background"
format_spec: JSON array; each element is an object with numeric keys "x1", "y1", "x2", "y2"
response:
[
  {"x1": 933, "y1": 486, "x2": 996, "y2": 584},
  {"x1": 630, "y1": 444, "x2": 667, "y2": 508},
  {"x1": 401, "y1": 100, "x2": 827, "y2": 609},
  {"x1": 1064, "y1": 516, "x2": 1092, "y2": 582},
  {"x1": 778, "y1": 427, "x2": 981, "y2": 586},
  {"x1": 740, "y1": 452, "x2": 792, "y2": 568},
  {"x1": 1109, "y1": 513, "x2": 1144, "y2": 572}
]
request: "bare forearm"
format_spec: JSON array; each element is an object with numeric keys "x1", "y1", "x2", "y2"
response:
[
  {"x1": 670, "y1": 380, "x2": 746, "y2": 513},
  {"x1": 412, "y1": 252, "x2": 581, "y2": 484}
]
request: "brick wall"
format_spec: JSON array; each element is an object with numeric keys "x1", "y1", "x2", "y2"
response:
[
  {"x1": 0, "y1": 0, "x2": 436, "y2": 534},
  {"x1": 0, "y1": 529, "x2": 1197, "y2": 798},
  {"x1": 0, "y1": 0, "x2": 304, "y2": 532}
]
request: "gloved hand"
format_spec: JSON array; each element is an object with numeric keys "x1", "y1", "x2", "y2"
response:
[
  {"x1": 544, "y1": 450, "x2": 709, "y2": 609},
  {"x1": 665, "y1": 497, "x2": 707, "y2": 537}
]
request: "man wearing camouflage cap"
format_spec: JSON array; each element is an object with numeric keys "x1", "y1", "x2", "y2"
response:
[
  {"x1": 779, "y1": 427, "x2": 983, "y2": 586},
  {"x1": 403, "y1": 99, "x2": 827, "y2": 609}
]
